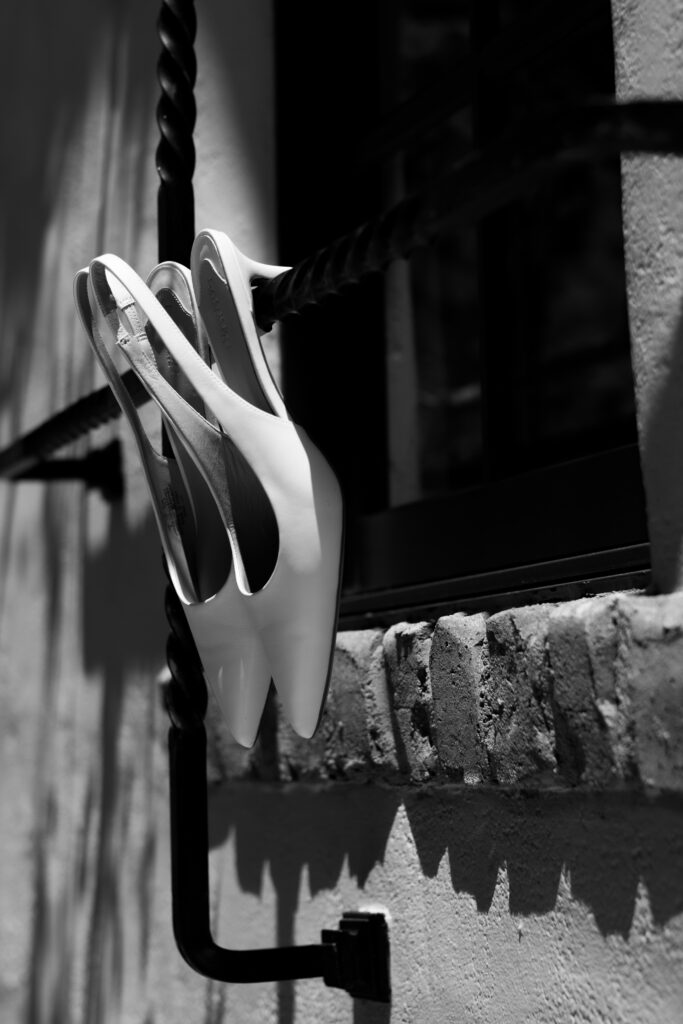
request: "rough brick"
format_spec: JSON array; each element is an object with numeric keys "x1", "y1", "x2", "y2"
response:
[
  {"x1": 546, "y1": 596, "x2": 634, "y2": 786},
  {"x1": 352, "y1": 630, "x2": 401, "y2": 780},
  {"x1": 483, "y1": 605, "x2": 557, "y2": 785},
  {"x1": 430, "y1": 613, "x2": 487, "y2": 783},
  {"x1": 617, "y1": 591, "x2": 683, "y2": 790},
  {"x1": 583, "y1": 593, "x2": 636, "y2": 780},
  {"x1": 204, "y1": 591, "x2": 683, "y2": 795},
  {"x1": 383, "y1": 621, "x2": 437, "y2": 781}
]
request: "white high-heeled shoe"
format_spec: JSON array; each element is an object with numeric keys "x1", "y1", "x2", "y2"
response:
[
  {"x1": 88, "y1": 248, "x2": 344, "y2": 740},
  {"x1": 74, "y1": 261, "x2": 273, "y2": 748}
]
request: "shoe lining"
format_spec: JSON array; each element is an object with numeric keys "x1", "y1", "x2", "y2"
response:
[
  {"x1": 147, "y1": 293, "x2": 279, "y2": 596},
  {"x1": 197, "y1": 259, "x2": 275, "y2": 414},
  {"x1": 215, "y1": 432, "x2": 279, "y2": 595},
  {"x1": 147, "y1": 293, "x2": 231, "y2": 602},
  {"x1": 82, "y1": 269, "x2": 206, "y2": 606}
]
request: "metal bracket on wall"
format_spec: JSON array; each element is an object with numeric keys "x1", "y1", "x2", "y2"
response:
[
  {"x1": 166, "y1": 690, "x2": 391, "y2": 1002},
  {"x1": 164, "y1": 582, "x2": 391, "y2": 1001}
]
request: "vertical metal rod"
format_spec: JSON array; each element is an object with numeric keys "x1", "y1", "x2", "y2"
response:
[
  {"x1": 156, "y1": 0, "x2": 197, "y2": 266},
  {"x1": 154, "y1": 8, "x2": 389, "y2": 997},
  {"x1": 154, "y1": 1, "x2": 332, "y2": 984},
  {"x1": 168, "y1": 725, "x2": 333, "y2": 983}
]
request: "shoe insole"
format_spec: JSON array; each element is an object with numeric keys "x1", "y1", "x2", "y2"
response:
[
  {"x1": 149, "y1": 292, "x2": 231, "y2": 602},
  {"x1": 214, "y1": 433, "x2": 279, "y2": 595},
  {"x1": 152, "y1": 289, "x2": 216, "y2": 419},
  {"x1": 160, "y1": 456, "x2": 209, "y2": 600},
  {"x1": 81, "y1": 270, "x2": 214, "y2": 605},
  {"x1": 148, "y1": 292, "x2": 279, "y2": 596},
  {"x1": 196, "y1": 258, "x2": 281, "y2": 414}
]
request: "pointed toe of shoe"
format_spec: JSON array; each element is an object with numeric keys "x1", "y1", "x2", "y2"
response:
[
  {"x1": 185, "y1": 582, "x2": 272, "y2": 748},
  {"x1": 210, "y1": 641, "x2": 272, "y2": 748},
  {"x1": 268, "y1": 638, "x2": 336, "y2": 740}
]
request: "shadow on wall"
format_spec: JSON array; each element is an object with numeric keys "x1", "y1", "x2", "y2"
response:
[
  {"x1": 24, "y1": 489, "x2": 166, "y2": 1024},
  {"x1": 0, "y1": 4, "x2": 162, "y2": 1021},
  {"x1": 76, "y1": 497, "x2": 167, "y2": 1023},
  {"x1": 82, "y1": 501, "x2": 167, "y2": 677},
  {"x1": 210, "y1": 785, "x2": 683, "y2": 943},
  {"x1": 211, "y1": 783, "x2": 683, "y2": 1022},
  {"x1": 0, "y1": 0, "x2": 157, "y2": 431},
  {"x1": 209, "y1": 784, "x2": 400, "y2": 1024},
  {"x1": 403, "y1": 788, "x2": 683, "y2": 938}
]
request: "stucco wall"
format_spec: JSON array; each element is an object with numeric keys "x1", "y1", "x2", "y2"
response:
[
  {"x1": 0, "y1": 2, "x2": 278, "y2": 1021},
  {"x1": 0, "y1": 3, "x2": 682, "y2": 1024},
  {"x1": 612, "y1": 0, "x2": 683, "y2": 591}
]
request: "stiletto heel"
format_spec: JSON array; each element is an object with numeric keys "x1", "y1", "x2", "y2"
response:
[
  {"x1": 75, "y1": 262, "x2": 273, "y2": 748},
  {"x1": 88, "y1": 250, "x2": 344, "y2": 740},
  {"x1": 190, "y1": 229, "x2": 289, "y2": 415}
]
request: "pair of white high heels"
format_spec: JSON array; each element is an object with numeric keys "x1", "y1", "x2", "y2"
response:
[{"x1": 74, "y1": 230, "x2": 343, "y2": 747}]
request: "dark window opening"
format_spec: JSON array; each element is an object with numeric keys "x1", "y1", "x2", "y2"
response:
[{"x1": 274, "y1": 0, "x2": 649, "y2": 627}]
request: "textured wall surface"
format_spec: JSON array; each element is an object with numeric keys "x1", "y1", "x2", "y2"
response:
[
  {"x1": 612, "y1": 0, "x2": 683, "y2": 590},
  {"x1": 0, "y1": 3, "x2": 278, "y2": 1022},
  {"x1": 0, "y1": 3, "x2": 682, "y2": 1024}
]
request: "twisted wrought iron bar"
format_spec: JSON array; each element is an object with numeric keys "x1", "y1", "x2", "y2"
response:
[
  {"x1": 1, "y1": 99, "x2": 683, "y2": 477},
  {"x1": 254, "y1": 99, "x2": 683, "y2": 326},
  {"x1": 156, "y1": 0, "x2": 197, "y2": 264},
  {"x1": 163, "y1": 577, "x2": 208, "y2": 730},
  {"x1": 152, "y1": 0, "x2": 207, "y2": 760}
]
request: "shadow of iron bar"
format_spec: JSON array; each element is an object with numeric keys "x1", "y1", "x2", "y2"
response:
[
  {"x1": 0, "y1": 376, "x2": 144, "y2": 478},
  {"x1": 10, "y1": 440, "x2": 124, "y2": 502}
]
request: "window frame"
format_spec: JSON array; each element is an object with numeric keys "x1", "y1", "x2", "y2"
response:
[{"x1": 273, "y1": 0, "x2": 652, "y2": 627}]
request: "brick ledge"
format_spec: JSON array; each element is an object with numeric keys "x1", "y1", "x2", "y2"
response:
[{"x1": 205, "y1": 590, "x2": 683, "y2": 792}]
